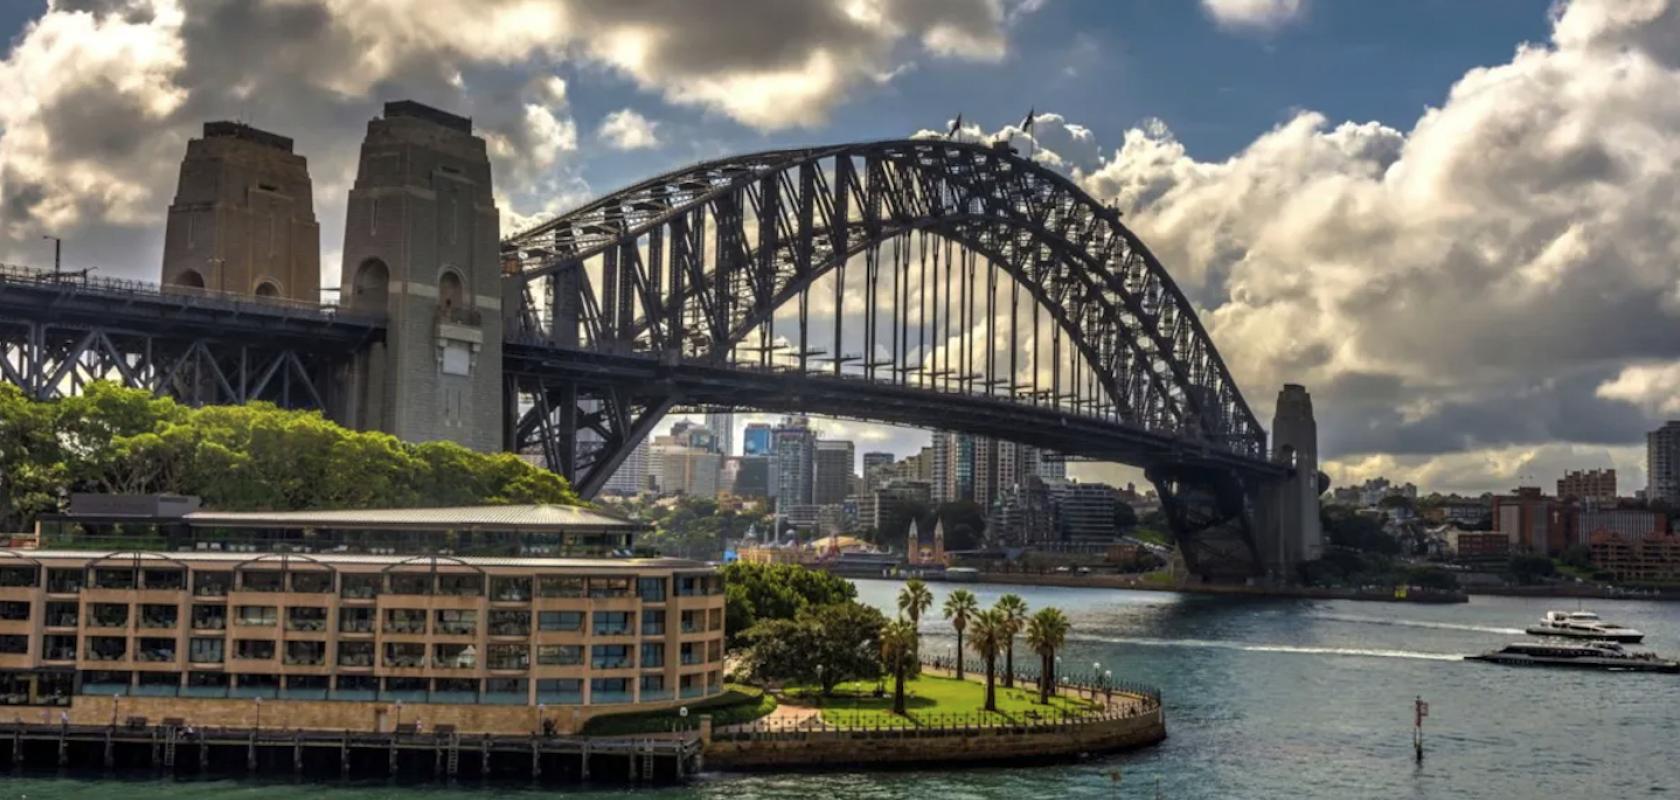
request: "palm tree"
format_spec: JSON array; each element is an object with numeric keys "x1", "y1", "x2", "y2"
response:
[
  {"x1": 898, "y1": 578, "x2": 933, "y2": 627},
  {"x1": 879, "y1": 619, "x2": 918, "y2": 716},
  {"x1": 967, "y1": 608, "x2": 1007, "y2": 712},
  {"x1": 1025, "y1": 607, "x2": 1070, "y2": 705},
  {"x1": 942, "y1": 589, "x2": 980, "y2": 678},
  {"x1": 994, "y1": 593, "x2": 1029, "y2": 688}
]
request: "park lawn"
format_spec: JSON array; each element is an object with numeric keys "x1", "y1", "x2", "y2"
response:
[
  {"x1": 580, "y1": 684, "x2": 776, "y2": 736},
  {"x1": 791, "y1": 674, "x2": 1099, "y2": 729}
]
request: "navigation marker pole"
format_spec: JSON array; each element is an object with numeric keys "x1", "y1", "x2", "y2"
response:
[{"x1": 1413, "y1": 696, "x2": 1428, "y2": 763}]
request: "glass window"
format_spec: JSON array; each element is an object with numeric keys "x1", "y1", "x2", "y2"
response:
[
  {"x1": 591, "y1": 644, "x2": 631, "y2": 669},
  {"x1": 338, "y1": 607, "x2": 374, "y2": 633},
  {"x1": 236, "y1": 606, "x2": 276, "y2": 626},
  {"x1": 641, "y1": 609, "x2": 666, "y2": 635},
  {"x1": 637, "y1": 577, "x2": 666, "y2": 602},
  {"x1": 383, "y1": 642, "x2": 426, "y2": 667},
  {"x1": 0, "y1": 566, "x2": 36, "y2": 588},
  {"x1": 239, "y1": 571, "x2": 282, "y2": 592},
  {"x1": 680, "y1": 610, "x2": 703, "y2": 633},
  {"x1": 538, "y1": 576, "x2": 584, "y2": 598},
  {"x1": 135, "y1": 637, "x2": 176, "y2": 662},
  {"x1": 592, "y1": 611, "x2": 632, "y2": 636},
  {"x1": 590, "y1": 677, "x2": 631, "y2": 704},
  {"x1": 192, "y1": 571, "x2": 231, "y2": 597},
  {"x1": 284, "y1": 641, "x2": 326, "y2": 665},
  {"x1": 191, "y1": 604, "x2": 226, "y2": 630},
  {"x1": 488, "y1": 610, "x2": 530, "y2": 636},
  {"x1": 490, "y1": 576, "x2": 532, "y2": 602},
  {"x1": 588, "y1": 577, "x2": 631, "y2": 598},
  {"x1": 46, "y1": 568, "x2": 83, "y2": 594},
  {"x1": 289, "y1": 571, "x2": 333, "y2": 593},
  {"x1": 383, "y1": 609, "x2": 426, "y2": 634},
  {"x1": 41, "y1": 634, "x2": 76, "y2": 661},
  {"x1": 235, "y1": 639, "x2": 275, "y2": 660},
  {"x1": 340, "y1": 574, "x2": 380, "y2": 599},
  {"x1": 486, "y1": 644, "x2": 529, "y2": 670},
  {"x1": 438, "y1": 574, "x2": 483, "y2": 597},
  {"x1": 141, "y1": 569, "x2": 183, "y2": 590},
  {"x1": 537, "y1": 644, "x2": 582, "y2": 666},
  {"x1": 189, "y1": 638, "x2": 224, "y2": 663},
  {"x1": 434, "y1": 643, "x2": 477, "y2": 669},
  {"x1": 0, "y1": 635, "x2": 26, "y2": 654},
  {"x1": 709, "y1": 608, "x2": 724, "y2": 631},
  {"x1": 680, "y1": 642, "x2": 700, "y2": 665},
  {"x1": 44, "y1": 602, "x2": 77, "y2": 628},
  {"x1": 138, "y1": 604, "x2": 177, "y2": 628},
  {"x1": 91, "y1": 568, "x2": 135, "y2": 589},
  {"x1": 536, "y1": 678, "x2": 582, "y2": 703},
  {"x1": 287, "y1": 607, "x2": 327, "y2": 631},
  {"x1": 639, "y1": 674, "x2": 665, "y2": 693},
  {"x1": 640, "y1": 642, "x2": 665, "y2": 668},
  {"x1": 337, "y1": 641, "x2": 374, "y2": 667},
  {"x1": 538, "y1": 611, "x2": 583, "y2": 632},
  {"x1": 85, "y1": 636, "x2": 127, "y2": 662},
  {"x1": 89, "y1": 603, "x2": 128, "y2": 628},
  {"x1": 0, "y1": 601, "x2": 28, "y2": 621},
  {"x1": 388, "y1": 573, "x2": 432, "y2": 596},
  {"x1": 435, "y1": 609, "x2": 477, "y2": 635}
]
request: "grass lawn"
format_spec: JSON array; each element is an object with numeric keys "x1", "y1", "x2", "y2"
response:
[
  {"x1": 788, "y1": 674, "x2": 1099, "y2": 729},
  {"x1": 580, "y1": 684, "x2": 777, "y2": 736}
]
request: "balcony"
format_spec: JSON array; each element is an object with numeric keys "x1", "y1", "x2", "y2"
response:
[{"x1": 284, "y1": 643, "x2": 326, "y2": 666}]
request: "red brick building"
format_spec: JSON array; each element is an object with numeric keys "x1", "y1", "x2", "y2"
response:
[{"x1": 1589, "y1": 532, "x2": 1680, "y2": 583}]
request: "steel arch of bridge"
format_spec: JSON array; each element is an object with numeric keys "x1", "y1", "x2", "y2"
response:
[{"x1": 502, "y1": 138, "x2": 1284, "y2": 575}]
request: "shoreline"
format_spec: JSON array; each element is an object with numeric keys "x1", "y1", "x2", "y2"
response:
[{"x1": 847, "y1": 570, "x2": 1679, "y2": 603}]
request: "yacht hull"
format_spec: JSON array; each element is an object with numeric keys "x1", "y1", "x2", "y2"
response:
[{"x1": 1523, "y1": 626, "x2": 1643, "y2": 643}]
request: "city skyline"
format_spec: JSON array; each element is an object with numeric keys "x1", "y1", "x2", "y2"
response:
[{"x1": 2, "y1": 1, "x2": 1676, "y2": 495}]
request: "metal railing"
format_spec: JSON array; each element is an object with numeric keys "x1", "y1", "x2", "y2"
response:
[{"x1": 0, "y1": 262, "x2": 384, "y2": 324}]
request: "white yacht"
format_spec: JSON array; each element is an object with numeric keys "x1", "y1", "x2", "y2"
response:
[{"x1": 1524, "y1": 610, "x2": 1644, "y2": 643}]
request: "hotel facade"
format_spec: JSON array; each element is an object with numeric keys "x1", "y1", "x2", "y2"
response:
[{"x1": 0, "y1": 497, "x2": 724, "y2": 734}]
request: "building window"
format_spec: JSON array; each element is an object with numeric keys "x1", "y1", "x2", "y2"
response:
[
  {"x1": 536, "y1": 678, "x2": 582, "y2": 703},
  {"x1": 637, "y1": 577, "x2": 667, "y2": 602},
  {"x1": 640, "y1": 642, "x2": 664, "y2": 668},
  {"x1": 707, "y1": 640, "x2": 722, "y2": 663},
  {"x1": 142, "y1": 569, "x2": 184, "y2": 590},
  {"x1": 538, "y1": 610, "x2": 583, "y2": 632},
  {"x1": 41, "y1": 634, "x2": 75, "y2": 661},
  {"x1": 434, "y1": 643, "x2": 477, "y2": 669},
  {"x1": 0, "y1": 601, "x2": 28, "y2": 621},
  {"x1": 389, "y1": 573, "x2": 432, "y2": 596},
  {"x1": 45, "y1": 602, "x2": 77, "y2": 628},
  {"x1": 0, "y1": 566, "x2": 36, "y2": 588},
  {"x1": 193, "y1": 571, "x2": 231, "y2": 597},
  {"x1": 191, "y1": 604, "x2": 226, "y2": 630},
  {"x1": 591, "y1": 645, "x2": 631, "y2": 669},
  {"x1": 384, "y1": 642, "x2": 425, "y2": 668},
  {"x1": 235, "y1": 639, "x2": 276, "y2": 660},
  {"x1": 486, "y1": 644, "x2": 529, "y2": 671},
  {"x1": 587, "y1": 577, "x2": 631, "y2": 598},
  {"x1": 337, "y1": 641, "x2": 374, "y2": 667},
  {"x1": 680, "y1": 610, "x2": 703, "y2": 634},
  {"x1": 91, "y1": 568, "x2": 136, "y2": 590},
  {"x1": 641, "y1": 610, "x2": 666, "y2": 636},
  {"x1": 285, "y1": 641, "x2": 326, "y2": 666},
  {"x1": 239, "y1": 571, "x2": 282, "y2": 592},
  {"x1": 287, "y1": 607, "x2": 327, "y2": 632},
  {"x1": 708, "y1": 608, "x2": 724, "y2": 631},
  {"x1": 679, "y1": 642, "x2": 700, "y2": 666},
  {"x1": 189, "y1": 638, "x2": 224, "y2": 664},
  {"x1": 383, "y1": 609, "x2": 426, "y2": 634},
  {"x1": 289, "y1": 571, "x2": 333, "y2": 593},
  {"x1": 538, "y1": 576, "x2": 584, "y2": 598},
  {"x1": 484, "y1": 677, "x2": 526, "y2": 701},
  {"x1": 136, "y1": 637, "x2": 176, "y2": 662},
  {"x1": 46, "y1": 568, "x2": 83, "y2": 594},
  {"x1": 86, "y1": 636, "x2": 127, "y2": 662},
  {"x1": 0, "y1": 635, "x2": 26, "y2": 654},
  {"x1": 590, "y1": 677, "x2": 631, "y2": 705},
  {"x1": 340, "y1": 574, "x2": 380, "y2": 599},
  {"x1": 139, "y1": 604, "x2": 178, "y2": 628},
  {"x1": 89, "y1": 603, "x2": 128, "y2": 628},
  {"x1": 339, "y1": 607, "x2": 374, "y2": 633},
  {"x1": 537, "y1": 644, "x2": 582, "y2": 666},
  {"x1": 488, "y1": 610, "x2": 530, "y2": 636},
  {"x1": 438, "y1": 574, "x2": 483, "y2": 597},
  {"x1": 490, "y1": 576, "x2": 532, "y2": 602},
  {"x1": 236, "y1": 606, "x2": 276, "y2": 626},
  {"x1": 639, "y1": 674, "x2": 665, "y2": 694},
  {"x1": 592, "y1": 611, "x2": 632, "y2": 636},
  {"x1": 435, "y1": 609, "x2": 477, "y2": 635}
]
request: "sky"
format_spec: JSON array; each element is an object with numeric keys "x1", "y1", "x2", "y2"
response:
[{"x1": 2, "y1": 0, "x2": 1678, "y2": 496}]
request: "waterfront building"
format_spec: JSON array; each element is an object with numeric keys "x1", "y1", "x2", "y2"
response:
[
  {"x1": 5, "y1": 496, "x2": 726, "y2": 733},
  {"x1": 1492, "y1": 487, "x2": 1573, "y2": 555},
  {"x1": 1574, "y1": 507, "x2": 1666, "y2": 546},
  {"x1": 1046, "y1": 480, "x2": 1124, "y2": 543},
  {"x1": 1588, "y1": 532, "x2": 1680, "y2": 583},
  {"x1": 704, "y1": 411, "x2": 734, "y2": 456},
  {"x1": 1444, "y1": 528, "x2": 1511, "y2": 559},
  {"x1": 814, "y1": 440, "x2": 856, "y2": 506},
  {"x1": 1556, "y1": 469, "x2": 1616, "y2": 502}
]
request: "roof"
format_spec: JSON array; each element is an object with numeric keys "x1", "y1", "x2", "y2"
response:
[
  {"x1": 12, "y1": 549, "x2": 711, "y2": 571},
  {"x1": 180, "y1": 504, "x2": 644, "y2": 532}
]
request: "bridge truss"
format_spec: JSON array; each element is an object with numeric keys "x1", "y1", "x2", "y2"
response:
[{"x1": 502, "y1": 138, "x2": 1287, "y2": 577}]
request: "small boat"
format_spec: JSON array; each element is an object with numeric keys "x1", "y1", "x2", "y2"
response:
[
  {"x1": 1524, "y1": 610, "x2": 1644, "y2": 643},
  {"x1": 1466, "y1": 641, "x2": 1679, "y2": 673}
]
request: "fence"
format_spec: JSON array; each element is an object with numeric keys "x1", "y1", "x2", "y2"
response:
[{"x1": 0, "y1": 262, "x2": 382, "y2": 324}]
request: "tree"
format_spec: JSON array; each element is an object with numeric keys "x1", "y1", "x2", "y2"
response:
[
  {"x1": 942, "y1": 589, "x2": 979, "y2": 678},
  {"x1": 1113, "y1": 501, "x2": 1138, "y2": 530},
  {"x1": 993, "y1": 593, "x2": 1029, "y2": 688},
  {"x1": 897, "y1": 579, "x2": 933, "y2": 627},
  {"x1": 968, "y1": 608, "x2": 1007, "y2": 712},
  {"x1": 1508, "y1": 554, "x2": 1557, "y2": 585},
  {"x1": 1560, "y1": 544, "x2": 1593, "y2": 571},
  {"x1": 720, "y1": 561, "x2": 856, "y2": 647},
  {"x1": 934, "y1": 501, "x2": 987, "y2": 551},
  {"x1": 1025, "y1": 607, "x2": 1070, "y2": 705},
  {"x1": 742, "y1": 601, "x2": 885, "y2": 694},
  {"x1": 879, "y1": 619, "x2": 918, "y2": 716}
]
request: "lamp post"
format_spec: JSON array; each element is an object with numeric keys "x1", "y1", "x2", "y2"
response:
[
  {"x1": 254, "y1": 695, "x2": 263, "y2": 732},
  {"x1": 1104, "y1": 670, "x2": 1113, "y2": 704},
  {"x1": 1091, "y1": 661, "x2": 1102, "y2": 700},
  {"x1": 537, "y1": 702, "x2": 546, "y2": 736},
  {"x1": 42, "y1": 235, "x2": 60, "y2": 273}
]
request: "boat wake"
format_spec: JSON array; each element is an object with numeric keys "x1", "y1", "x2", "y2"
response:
[
  {"x1": 1073, "y1": 634, "x2": 1468, "y2": 662},
  {"x1": 1305, "y1": 612, "x2": 1523, "y2": 636}
]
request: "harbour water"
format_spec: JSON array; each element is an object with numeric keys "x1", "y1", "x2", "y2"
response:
[{"x1": 4, "y1": 579, "x2": 1676, "y2": 798}]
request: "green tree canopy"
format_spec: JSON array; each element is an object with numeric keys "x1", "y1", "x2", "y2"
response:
[
  {"x1": 741, "y1": 601, "x2": 886, "y2": 694},
  {"x1": 719, "y1": 561, "x2": 857, "y2": 647}
]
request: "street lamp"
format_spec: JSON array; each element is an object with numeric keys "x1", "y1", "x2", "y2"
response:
[
  {"x1": 1091, "y1": 661, "x2": 1102, "y2": 699},
  {"x1": 42, "y1": 235, "x2": 60, "y2": 273},
  {"x1": 254, "y1": 695, "x2": 263, "y2": 732}
]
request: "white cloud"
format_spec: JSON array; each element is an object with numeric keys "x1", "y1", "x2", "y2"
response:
[
  {"x1": 597, "y1": 109, "x2": 661, "y2": 150},
  {"x1": 1200, "y1": 0, "x2": 1306, "y2": 32},
  {"x1": 1596, "y1": 362, "x2": 1680, "y2": 416}
]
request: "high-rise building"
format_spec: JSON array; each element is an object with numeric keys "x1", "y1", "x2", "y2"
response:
[
  {"x1": 1557, "y1": 469, "x2": 1617, "y2": 502},
  {"x1": 1648, "y1": 422, "x2": 1680, "y2": 505},
  {"x1": 658, "y1": 447, "x2": 722, "y2": 497},
  {"x1": 601, "y1": 436, "x2": 651, "y2": 495},
  {"x1": 733, "y1": 456, "x2": 771, "y2": 498},
  {"x1": 1046, "y1": 480, "x2": 1123, "y2": 543},
  {"x1": 163, "y1": 122, "x2": 320, "y2": 302},
  {"x1": 743, "y1": 423, "x2": 774, "y2": 457},
  {"x1": 862, "y1": 452, "x2": 895, "y2": 490},
  {"x1": 705, "y1": 411, "x2": 734, "y2": 456},
  {"x1": 814, "y1": 440, "x2": 856, "y2": 505},
  {"x1": 772, "y1": 416, "x2": 816, "y2": 508},
  {"x1": 1035, "y1": 452, "x2": 1067, "y2": 480}
]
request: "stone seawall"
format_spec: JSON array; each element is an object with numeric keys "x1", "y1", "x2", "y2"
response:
[{"x1": 705, "y1": 704, "x2": 1165, "y2": 769}]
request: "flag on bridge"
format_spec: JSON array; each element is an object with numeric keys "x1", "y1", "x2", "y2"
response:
[
  {"x1": 947, "y1": 113, "x2": 963, "y2": 139},
  {"x1": 1021, "y1": 107, "x2": 1036, "y2": 133}
]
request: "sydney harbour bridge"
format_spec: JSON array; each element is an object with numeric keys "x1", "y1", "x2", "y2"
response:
[{"x1": 0, "y1": 101, "x2": 1321, "y2": 581}]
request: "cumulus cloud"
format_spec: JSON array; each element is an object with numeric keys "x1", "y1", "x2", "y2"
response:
[
  {"x1": 1200, "y1": 0, "x2": 1306, "y2": 32},
  {"x1": 1068, "y1": 0, "x2": 1680, "y2": 492},
  {"x1": 0, "y1": 0, "x2": 1038, "y2": 280},
  {"x1": 597, "y1": 108, "x2": 661, "y2": 150}
]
